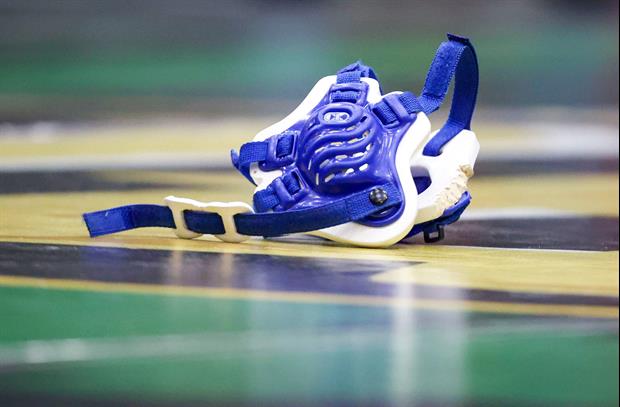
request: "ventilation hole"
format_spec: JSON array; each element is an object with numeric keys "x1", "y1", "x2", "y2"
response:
[
  {"x1": 347, "y1": 129, "x2": 370, "y2": 144},
  {"x1": 325, "y1": 174, "x2": 335, "y2": 183},
  {"x1": 335, "y1": 154, "x2": 347, "y2": 160},
  {"x1": 346, "y1": 126, "x2": 355, "y2": 131},
  {"x1": 307, "y1": 159, "x2": 313, "y2": 170},
  {"x1": 343, "y1": 168, "x2": 355, "y2": 175},
  {"x1": 352, "y1": 152, "x2": 364, "y2": 158},
  {"x1": 290, "y1": 170, "x2": 302, "y2": 186},
  {"x1": 331, "y1": 141, "x2": 344, "y2": 147},
  {"x1": 315, "y1": 146, "x2": 326, "y2": 154},
  {"x1": 319, "y1": 160, "x2": 330, "y2": 169},
  {"x1": 360, "y1": 116, "x2": 368, "y2": 123},
  {"x1": 359, "y1": 164, "x2": 369, "y2": 171},
  {"x1": 365, "y1": 143, "x2": 372, "y2": 152},
  {"x1": 315, "y1": 174, "x2": 320, "y2": 185},
  {"x1": 414, "y1": 176, "x2": 432, "y2": 193}
]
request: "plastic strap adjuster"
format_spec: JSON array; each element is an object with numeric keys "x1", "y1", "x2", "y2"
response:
[
  {"x1": 165, "y1": 196, "x2": 253, "y2": 243},
  {"x1": 253, "y1": 169, "x2": 307, "y2": 212},
  {"x1": 373, "y1": 92, "x2": 420, "y2": 127},
  {"x1": 259, "y1": 132, "x2": 297, "y2": 171},
  {"x1": 329, "y1": 82, "x2": 369, "y2": 104},
  {"x1": 274, "y1": 169, "x2": 307, "y2": 209}
]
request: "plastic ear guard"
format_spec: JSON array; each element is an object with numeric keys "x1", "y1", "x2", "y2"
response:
[{"x1": 83, "y1": 33, "x2": 479, "y2": 248}]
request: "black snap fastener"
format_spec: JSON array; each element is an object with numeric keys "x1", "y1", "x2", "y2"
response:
[{"x1": 369, "y1": 188, "x2": 388, "y2": 205}]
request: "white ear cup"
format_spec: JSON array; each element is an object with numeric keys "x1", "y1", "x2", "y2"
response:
[{"x1": 412, "y1": 130, "x2": 479, "y2": 225}]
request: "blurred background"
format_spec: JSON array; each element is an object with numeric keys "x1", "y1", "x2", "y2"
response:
[{"x1": 0, "y1": 0, "x2": 618, "y2": 122}]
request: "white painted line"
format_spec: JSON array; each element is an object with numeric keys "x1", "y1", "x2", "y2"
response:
[{"x1": 0, "y1": 153, "x2": 231, "y2": 172}]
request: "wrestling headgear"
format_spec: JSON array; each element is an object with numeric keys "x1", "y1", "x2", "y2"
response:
[{"x1": 83, "y1": 34, "x2": 479, "y2": 248}]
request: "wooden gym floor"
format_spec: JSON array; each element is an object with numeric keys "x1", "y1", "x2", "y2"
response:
[{"x1": 0, "y1": 114, "x2": 618, "y2": 406}]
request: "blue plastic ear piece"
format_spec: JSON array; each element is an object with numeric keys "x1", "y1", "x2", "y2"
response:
[{"x1": 83, "y1": 34, "x2": 480, "y2": 247}]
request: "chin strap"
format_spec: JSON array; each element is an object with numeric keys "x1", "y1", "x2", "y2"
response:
[
  {"x1": 419, "y1": 33, "x2": 479, "y2": 156},
  {"x1": 83, "y1": 183, "x2": 401, "y2": 241},
  {"x1": 368, "y1": 33, "x2": 478, "y2": 154}
]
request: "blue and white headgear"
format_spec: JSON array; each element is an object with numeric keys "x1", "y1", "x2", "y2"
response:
[{"x1": 83, "y1": 34, "x2": 479, "y2": 247}]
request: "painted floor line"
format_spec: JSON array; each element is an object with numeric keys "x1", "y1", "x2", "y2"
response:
[
  {"x1": 0, "y1": 153, "x2": 230, "y2": 172},
  {"x1": 1, "y1": 236, "x2": 616, "y2": 262},
  {"x1": 2, "y1": 320, "x2": 615, "y2": 370},
  {"x1": 0, "y1": 275, "x2": 617, "y2": 319},
  {"x1": 0, "y1": 329, "x2": 391, "y2": 369}
]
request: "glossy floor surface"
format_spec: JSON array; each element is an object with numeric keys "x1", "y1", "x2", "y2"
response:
[{"x1": 0, "y1": 115, "x2": 618, "y2": 406}]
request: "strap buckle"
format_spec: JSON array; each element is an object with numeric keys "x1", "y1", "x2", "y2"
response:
[
  {"x1": 372, "y1": 93, "x2": 419, "y2": 127},
  {"x1": 259, "y1": 132, "x2": 297, "y2": 171},
  {"x1": 164, "y1": 196, "x2": 253, "y2": 242},
  {"x1": 329, "y1": 81, "x2": 369, "y2": 104}
]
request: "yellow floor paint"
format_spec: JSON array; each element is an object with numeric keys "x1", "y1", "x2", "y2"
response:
[
  {"x1": 0, "y1": 119, "x2": 266, "y2": 158},
  {"x1": 0, "y1": 274, "x2": 617, "y2": 319},
  {"x1": 470, "y1": 173, "x2": 619, "y2": 217},
  {"x1": 2, "y1": 119, "x2": 614, "y2": 162}
]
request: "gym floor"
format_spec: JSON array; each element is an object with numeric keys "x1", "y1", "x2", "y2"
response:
[{"x1": 0, "y1": 113, "x2": 618, "y2": 406}]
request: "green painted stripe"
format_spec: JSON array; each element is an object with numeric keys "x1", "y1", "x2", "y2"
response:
[{"x1": 0, "y1": 286, "x2": 617, "y2": 405}]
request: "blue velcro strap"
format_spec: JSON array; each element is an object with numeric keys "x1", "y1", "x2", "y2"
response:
[
  {"x1": 83, "y1": 183, "x2": 401, "y2": 239},
  {"x1": 419, "y1": 33, "x2": 479, "y2": 156},
  {"x1": 231, "y1": 132, "x2": 296, "y2": 184},
  {"x1": 331, "y1": 90, "x2": 360, "y2": 103},
  {"x1": 372, "y1": 91, "x2": 422, "y2": 125},
  {"x1": 83, "y1": 204, "x2": 176, "y2": 237},
  {"x1": 331, "y1": 61, "x2": 377, "y2": 104},
  {"x1": 336, "y1": 60, "x2": 379, "y2": 83},
  {"x1": 275, "y1": 133, "x2": 295, "y2": 156},
  {"x1": 337, "y1": 70, "x2": 361, "y2": 84},
  {"x1": 238, "y1": 182, "x2": 401, "y2": 237},
  {"x1": 185, "y1": 211, "x2": 226, "y2": 234},
  {"x1": 253, "y1": 171, "x2": 303, "y2": 212},
  {"x1": 254, "y1": 187, "x2": 279, "y2": 212},
  {"x1": 83, "y1": 204, "x2": 227, "y2": 237},
  {"x1": 230, "y1": 141, "x2": 268, "y2": 183}
]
